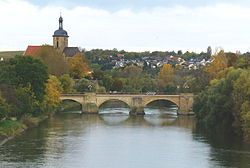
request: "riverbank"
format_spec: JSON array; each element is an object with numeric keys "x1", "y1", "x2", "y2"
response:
[{"x1": 0, "y1": 115, "x2": 48, "y2": 146}]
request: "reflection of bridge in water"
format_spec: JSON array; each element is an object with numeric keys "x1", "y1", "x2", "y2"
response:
[
  {"x1": 60, "y1": 93, "x2": 194, "y2": 115},
  {"x1": 56, "y1": 113, "x2": 196, "y2": 129}
]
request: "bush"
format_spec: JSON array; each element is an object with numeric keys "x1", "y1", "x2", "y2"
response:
[{"x1": 0, "y1": 96, "x2": 10, "y2": 120}]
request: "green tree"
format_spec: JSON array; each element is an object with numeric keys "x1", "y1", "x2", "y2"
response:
[
  {"x1": 122, "y1": 65, "x2": 142, "y2": 78},
  {"x1": 194, "y1": 68, "x2": 243, "y2": 131},
  {"x1": 111, "y1": 79, "x2": 123, "y2": 92},
  {"x1": 0, "y1": 94, "x2": 10, "y2": 120},
  {"x1": 102, "y1": 75, "x2": 113, "y2": 92},
  {"x1": 75, "y1": 78, "x2": 96, "y2": 92},
  {"x1": 8, "y1": 56, "x2": 49, "y2": 101},
  {"x1": 233, "y1": 69, "x2": 250, "y2": 140},
  {"x1": 15, "y1": 86, "x2": 39, "y2": 118},
  {"x1": 59, "y1": 74, "x2": 75, "y2": 93}
]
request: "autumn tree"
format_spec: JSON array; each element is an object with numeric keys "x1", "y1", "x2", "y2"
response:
[
  {"x1": 43, "y1": 75, "x2": 62, "y2": 112},
  {"x1": 158, "y1": 64, "x2": 174, "y2": 90},
  {"x1": 68, "y1": 53, "x2": 90, "y2": 79},
  {"x1": 33, "y1": 45, "x2": 68, "y2": 76},
  {"x1": 205, "y1": 50, "x2": 228, "y2": 79}
]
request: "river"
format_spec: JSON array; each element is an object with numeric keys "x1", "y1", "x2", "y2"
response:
[{"x1": 1, "y1": 107, "x2": 250, "y2": 168}]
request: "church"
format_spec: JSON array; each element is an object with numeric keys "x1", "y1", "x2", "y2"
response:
[{"x1": 24, "y1": 15, "x2": 80, "y2": 57}]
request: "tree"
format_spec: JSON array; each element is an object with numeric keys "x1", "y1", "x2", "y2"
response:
[
  {"x1": 207, "y1": 46, "x2": 212, "y2": 57},
  {"x1": 102, "y1": 75, "x2": 113, "y2": 92},
  {"x1": 59, "y1": 74, "x2": 75, "y2": 93},
  {"x1": 194, "y1": 68, "x2": 243, "y2": 131},
  {"x1": 92, "y1": 70, "x2": 104, "y2": 80},
  {"x1": 122, "y1": 65, "x2": 142, "y2": 78},
  {"x1": 240, "y1": 101, "x2": 250, "y2": 141},
  {"x1": 0, "y1": 94, "x2": 10, "y2": 120},
  {"x1": 15, "y1": 86, "x2": 39, "y2": 118},
  {"x1": 236, "y1": 55, "x2": 250, "y2": 69},
  {"x1": 233, "y1": 69, "x2": 250, "y2": 140},
  {"x1": 205, "y1": 50, "x2": 228, "y2": 79},
  {"x1": 43, "y1": 75, "x2": 62, "y2": 112},
  {"x1": 75, "y1": 78, "x2": 96, "y2": 92},
  {"x1": 111, "y1": 79, "x2": 123, "y2": 92},
  {"x1": 33, "y1": 45, "x2": 68, "y2": 76},
  {"x1": 68, "y1": 53, "x2": 90, "y2": 79},
  {"x1": 226, "y1": 53, "x2": 238, "y2": 67},
  {"x1": 158, "y1": 64, "x2": 174, "y2": 90},
  {"x1": 178, "y1": 50, "x2": 183, "y2": 55},
  {"x1": 8, "y1": 56, "x2": 49, "y2": 101}
]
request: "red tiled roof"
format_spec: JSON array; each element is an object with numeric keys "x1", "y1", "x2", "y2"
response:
[{"x1": 24, "y1": 46, "x2": 41, "y2": 56}]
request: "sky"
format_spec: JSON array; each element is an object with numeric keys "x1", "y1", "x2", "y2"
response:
[{"x1": 1, "y1": 0, "x2": 250, "y2": 52}]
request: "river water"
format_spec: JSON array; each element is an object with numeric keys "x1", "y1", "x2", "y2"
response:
[{"x1": 1, "y1": 107, "x2": 250, "y2": 168}]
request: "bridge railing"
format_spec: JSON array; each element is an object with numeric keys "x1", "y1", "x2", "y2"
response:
[{"x1": 61, "y1": 92, "x2": 192, "y2": 96}]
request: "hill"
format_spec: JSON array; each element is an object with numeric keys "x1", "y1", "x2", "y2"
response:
[{"x1": 0, "y1": 51, "x2": 24, "y2": 60}]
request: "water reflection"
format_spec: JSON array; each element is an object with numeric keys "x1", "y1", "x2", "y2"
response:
[{"x1": 1, "y1": 109, "x2": 250, "y2": 168}]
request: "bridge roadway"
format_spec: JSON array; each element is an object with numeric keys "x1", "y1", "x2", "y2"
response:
[{"x1": 60, "y1": 93, "x2": 194, "y2": 115}]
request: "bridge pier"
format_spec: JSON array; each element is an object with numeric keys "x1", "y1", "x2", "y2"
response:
[
  {"x1": 129, "y1": 97, "x2": 145, "y2": 115},
  {"x1": 82, "y1": 103, "x2": 98, "y2": 114},
  {"x1": 129, "y1": 106, "x2": 145, "y2": 115},
  {"x1": 177, "y1": 94, "x2": 194, "y2": 115}
]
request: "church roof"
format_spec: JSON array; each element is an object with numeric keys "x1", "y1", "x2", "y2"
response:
[
  {"x1": 63, "y1": 47, "x2": 80, "y2": 57},
  {"x1": 24, "y1": 46, "x2": 41, "y2": 56},
  {"x1": 53, "y1": 29, "x2": 69, "y2": 37}
]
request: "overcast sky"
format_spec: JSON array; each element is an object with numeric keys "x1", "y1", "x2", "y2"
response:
[{"x1": 1, "y1": 0, "x2": 250, "y2": 52}]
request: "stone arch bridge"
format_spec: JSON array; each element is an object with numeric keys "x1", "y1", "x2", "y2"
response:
[{"x1": 60, "y1": 93, "x2": 194, "y2": 115}]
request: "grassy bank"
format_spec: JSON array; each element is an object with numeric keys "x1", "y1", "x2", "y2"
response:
[
  {"x1": 0, "y1": 120, "x2": 26, "y2": 138},
  {"x1": 0, "y1": 115, "x2": 48, "y2": 145}
]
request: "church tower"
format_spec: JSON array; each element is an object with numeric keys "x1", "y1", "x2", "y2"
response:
[{"x1": 53, "y1": 15, "x2": 69, "y2": 52}]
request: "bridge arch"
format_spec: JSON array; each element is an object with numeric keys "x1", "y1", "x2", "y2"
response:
[
  {"x1": 60, "y1": 98, "x2": 82, "y2": 105},
  {"x1": 60, "y1": 99, "x2": 83, "y2": 112},
  {"x1": 98, "y1": 99, "x2": 131, "y2": 109},
  {"x1": 143, "y1": 98, "x2": 180, "y2": 108},
  {"x1": 96, "y1": 96, "x2": 132, "y2": 108},
  {"x1": 145, "y1": 99, "x2": 179, "y2": 107},
  {"x1": 59, "y1": 95, "x2": 83, "y2": 105}
]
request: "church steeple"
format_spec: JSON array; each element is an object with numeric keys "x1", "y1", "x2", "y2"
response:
[
  {"x1": 59, "y1": 15, "x2": 63, "y2": 29},
  {"x1": 53, "y1": 14, "x2": 69, "y2": 51}
]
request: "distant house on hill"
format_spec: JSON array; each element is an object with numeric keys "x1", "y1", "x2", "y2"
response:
[{"x1": 24, "y1": 15, "x2": 80, "y2": 58}]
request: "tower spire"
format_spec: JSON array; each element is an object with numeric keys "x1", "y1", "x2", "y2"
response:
[{"x1": 59, "y1": 13, "x2": 63, "y2": 30}]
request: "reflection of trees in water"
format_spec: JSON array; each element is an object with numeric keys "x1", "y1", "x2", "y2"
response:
[
  {"x1": 60, "y1": 100, "x2": 82, "y2": 112},
  {"x1": 193, "y1": 124, "x2": 250, "y2": 168},
  {"x1": 0, "y1": 121, "x2": 50, "y2": 163}
]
